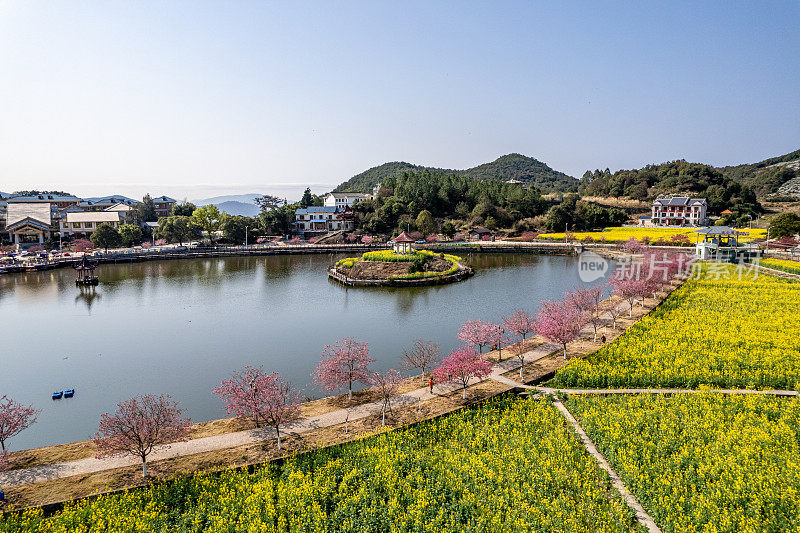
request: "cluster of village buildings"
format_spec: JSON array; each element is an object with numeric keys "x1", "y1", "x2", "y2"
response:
[
  {"x1": 0, "y1": 184, "x2": 715, "y2": 246},
  {"x1": 0, "y1": 193, "x2": 176, "y2": 245},
  {"x1": 293, "y1": 192, "x2": 371, "y2": 236},
  {"x1": 295, "y1": 192, "x2": 713, "y2": 236}
]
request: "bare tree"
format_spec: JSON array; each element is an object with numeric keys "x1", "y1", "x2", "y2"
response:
[
  {"x1": 401, "y1": 339, "x2": 440, "y2": 375},
  {"x1": 370, "y1": 369, "x2": 403, "y2": 426}
]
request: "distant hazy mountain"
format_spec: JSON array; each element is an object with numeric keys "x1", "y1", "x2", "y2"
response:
[
  {"x1": 333, "y1": 154, "x2": 578, "y2": 193},
  {"x1": 209, "y1": 201, "x2": 261, "y2": 217},
  {"x1": 191, "y1": 194, "x2": 262, "y2": 216},
  {"x1": 0, "y1": 192, "x2": 8, "y2": 198},
  {"x1": 193, "y1": 193, "x2": 261, "y2": 206}
]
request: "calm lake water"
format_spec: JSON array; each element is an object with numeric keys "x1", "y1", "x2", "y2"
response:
[{"x1": 0, "y1": 252, "x2": 613, "y2": 450}]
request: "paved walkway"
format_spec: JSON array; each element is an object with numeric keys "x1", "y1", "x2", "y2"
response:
[
  {"x1": 537, "y1": 386, "x2": 798, "y2": 396},
  {"x1": 0, "y1": 340, "x2": 563, "y2": 488},
  {"x1": 551, "y1": 398, "x2": 662, "y2": 533},
  {"x1": 756, "y1": 263, "x2": 800, "y2": 281},
  {"x1": 0, "y1": 289, "x2": 657, "y2": 489},
  {"x1": 0, "y1": 284, "x2": 687, "y2": 533}
]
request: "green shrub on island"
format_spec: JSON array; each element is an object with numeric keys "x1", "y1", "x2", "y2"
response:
[
  {"x1": 408, "y1": 255, "x2": 428, "y2": 273},
  {"x1": 338, "y1": 250, "x2": 465, "y2": 280},
  {"x1": 390, "y1": 262, "x2": 461, "y2": 281}
]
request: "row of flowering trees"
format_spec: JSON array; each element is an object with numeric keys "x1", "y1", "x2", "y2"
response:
[{"x1": 1, "y1": 250, "x2": 688, "y2": 479}]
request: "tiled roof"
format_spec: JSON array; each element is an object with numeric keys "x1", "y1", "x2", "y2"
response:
[
  {"x1": 66, "y1": 212, "x2": 121, "y2": 223},
  {"x1": 326, "y1": 192, "x2": 370, "y2": 198},
  {"x1": 6, "y1": 203, "x2": 52, "y2": 226},
  {"x1": 81, "y1": 195, "x2": 139, "y2": 206},
  {"x1": 7, "y1": 194, "x2": 80, "y2": 203},
  {"x1": 653, "y1": 197, "x2": 707, "y2": 207},
  {"x1": 295, "y1": 206, "x2": 339, "y2": 215}
]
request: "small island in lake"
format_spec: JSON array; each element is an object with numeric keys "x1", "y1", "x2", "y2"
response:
[{"x1": 329, "y1": 233, "x2": 473, "y2": 287}]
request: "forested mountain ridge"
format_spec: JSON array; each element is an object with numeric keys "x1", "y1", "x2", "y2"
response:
[
  {"x1": 578, "y1": 160, "x2": 761, "y2": 216},
  {"x1": 333, "y1": 154, "x2": 578, "y2": 194},
  {"x1": 579, "y1": 149, "x2": 799, "y2": 211},
  {"x1": 718, "y1": 148, "x2": 800, "y2": 196}
]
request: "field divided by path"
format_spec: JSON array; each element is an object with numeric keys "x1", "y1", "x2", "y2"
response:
[{"x1": 553, "y1": 267, "x2": 800, "y2": 390}]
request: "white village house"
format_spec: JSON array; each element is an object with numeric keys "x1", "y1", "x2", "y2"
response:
[
  {"x1": 60, "y1": 211, "x2": 123, "y2": 238},
  {"x1": 648, "y1": 196, "x2": 708, "y2": 227},
  {"x1": 294, "y1": 206, "x2": 355, "y2": 236},
  {"x1": 323, "y1": 192, "x2": 371, "y2": 209}
]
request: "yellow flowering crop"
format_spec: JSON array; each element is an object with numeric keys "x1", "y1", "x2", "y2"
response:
[
  {"x1": 0, "y1": 398, "x2": 637, "y2": 532},
  {"x1": 568, "y1": 393, "x2": 800, "y2": 532},
  {"x1": 539, "y1": 226, "x2": 766, "y2": 243},
  {"x1": 554, "y1": 268, "x2": 800, "y2": 389},
  {"x1": 761, "y1": 257, "x2": 800, "y2": 275}
]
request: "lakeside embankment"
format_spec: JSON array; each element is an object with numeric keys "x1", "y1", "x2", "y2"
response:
[
  {"x1": 0, "y1": 241, "x2": 592, "y2": 276},
  {"x1": 0, "y1": 278, "x2": 680, "y2": 512}
]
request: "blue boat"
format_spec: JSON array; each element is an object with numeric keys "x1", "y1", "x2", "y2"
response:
[
  {"x1": 52, "y1": 391, "x2": 63, "y2": 400},
  {"x1": 64, "y1": 389, "x2": 75, "y2": 398}
]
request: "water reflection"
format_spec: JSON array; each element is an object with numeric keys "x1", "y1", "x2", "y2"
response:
[
  {"x1": 0, "y1": 252, "x2": 613, "y2": 449},
  {"x1": 74, "y1": 287, "x2": 101, "y2": 312}
]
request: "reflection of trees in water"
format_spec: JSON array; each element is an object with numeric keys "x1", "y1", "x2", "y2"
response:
[
  {"x1": 464, "y1": 252, "x2": 543, "y2": 270},
  {"x1": 261, "y1": 254, "x2": 338, "y2": 280},
  {"x1": 75, "y1": 286, "x2": 101, "y2": 312},
  {"x1": 0, "y1": 271, "x2": 63, "y2": 301}
]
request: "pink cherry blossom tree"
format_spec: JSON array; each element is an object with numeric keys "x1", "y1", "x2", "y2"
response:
[
  {"x1": 70, "y1": 238, "x2": 94, "y2": 253},
  {"x1": 623, "y1": 237, "x2": 646, "y2": 254},
  {"x1": 369, "y1": 368, "x2": 403, "y2": 426},
  {"x1": 502, "y1": 310, "x2": 537, "y2": 348},
  {"x1": 92, "y1": 394, "x2": 191, "y2": 477},
  {"x1": 484, "y1": 323, "x2": 509, "y2": 361},
  {"x1": 0, "y1": 395, "x2": 39, "y2": 454},
  {"x1": 401, "y1": 339, "x2": 440, "y2": 375},
  {"x1": 610, "y1": 276, "x2": 641, "y2": 317},
  {"x1": 535, "y1": 298, "x2": 586, "y2": 359},
  {"x1": 457, "y1": 320, "x2": 493, "y2": 354},
  {"x1": 568, "y1": 287, "x2": 603, "y2": 341},
  {"x1": 313, "y1": 337, "x2": 373, "y2": 401},
  {"x1": 433, "y1": 345, "x2": 492, "y2": 399},
  {"x1": 259, "y1": 375, "x2": 300, "y2": 450},
  {"x1": 213, "y1": 367, "x2": 301, "y2": 449}
]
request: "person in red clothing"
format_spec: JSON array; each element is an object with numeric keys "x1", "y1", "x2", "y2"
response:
[{"x1": 429, "y1": 377, "x2": 434, "y2": 394}]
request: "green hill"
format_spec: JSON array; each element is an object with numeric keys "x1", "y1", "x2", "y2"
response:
[
  {"x1": 579, "y1": 160, "x2": 760, "y2": 216},
  {"x1": 719, "y1": 148, "x2": 800, "y2": 196},
  {"x1": 333, "y1": 154, "x2": 577, "y2": 193}
]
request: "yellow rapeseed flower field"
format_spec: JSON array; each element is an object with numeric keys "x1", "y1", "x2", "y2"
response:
[
  {"x1": 0, "y1": 398, "x2": 637, "y2": 532},
  {"x1": 568, "y1": 393, "x2": 800, "y2": 533},
  {"x1": 761, "y1": 257, "x2": 800, "y2": 275},
  {"x1": 554, "y1": 267, "x2": 800, "y2": 389},
  {"x1": 539, "y1": 226, "x2": 766, "y2": 243}
]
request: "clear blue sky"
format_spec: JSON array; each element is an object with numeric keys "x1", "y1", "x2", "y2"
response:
[{"x1": 1, "y1": 1, "x2": 798, "y2": 200}]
